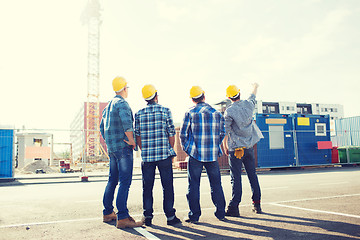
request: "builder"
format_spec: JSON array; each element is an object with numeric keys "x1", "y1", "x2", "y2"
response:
[
  {"x1": 223, "y1": 83, "x2": 263, "y2": 216},
  {"x1": 134, "y1": 84, "x2": 181, "y2": 226},
  {"x1": 180, "y1": 86, "x2": 226, "y2": 223},
  {"x1": 100, "y1": 76, "x2": 143, "y2": 228}
]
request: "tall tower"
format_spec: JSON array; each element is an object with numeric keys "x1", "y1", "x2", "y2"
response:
[{"x1": 82, "y1": 0, "x2": 102, "y2": 159}]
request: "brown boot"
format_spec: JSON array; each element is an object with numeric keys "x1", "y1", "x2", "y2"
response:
[
  {"x1": 103, "y1": 211, "x2": 117, "y2": 222},
  {"x1": 116, "y1": 217, "x2": 144, "y2": 229}
]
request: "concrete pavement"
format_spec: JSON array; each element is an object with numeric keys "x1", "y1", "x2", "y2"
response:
[{"x1": 0, "y1": 166, "x2": 359, "y2": 239}]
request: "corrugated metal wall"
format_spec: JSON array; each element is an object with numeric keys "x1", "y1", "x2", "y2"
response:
[{"x1": 333, "y1": 116, "x2": 360, "y2": 146}]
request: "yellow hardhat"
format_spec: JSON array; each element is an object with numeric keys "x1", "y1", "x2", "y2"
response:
[
  {"x1": 112, "y1": 76, "x2": 127, "y2": 92},
  {"x1": 142, "y1": 84, "x2": 157, "y2": 100},
  {"x1": 226, "y1": 85, "x2": 240, "y2": 98},
  {"x1": 190, "y1": 86, "x2": 205, "y2": 99}
]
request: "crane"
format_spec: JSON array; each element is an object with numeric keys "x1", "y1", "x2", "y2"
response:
[{"x1": 81, "y1": 0, "x2": 107, "y2": 161}]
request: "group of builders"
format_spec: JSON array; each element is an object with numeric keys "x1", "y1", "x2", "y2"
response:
[{"x1": 100, "y1": 76, "x2": 264, "y2": 229}]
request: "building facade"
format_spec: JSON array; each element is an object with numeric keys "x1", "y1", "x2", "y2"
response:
[
  {"x1": 216, "y1": 99, "x2": 344, "y2": 121},
  {"x1": 70, "y1": 102, "x2": 108, "y2": 162},
  {"x1": 257, "y1": 100, "x2": 344, "y2": 120},
  {"x1": 16, "y1": 132, "x2": 52, "y2": 169}
]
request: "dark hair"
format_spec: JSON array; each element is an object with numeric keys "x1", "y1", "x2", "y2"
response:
[
  {"x1": 146, "y1": 92, "x2": 158, "y2": 104},
  {"x1": 229, "y1": 94, "x2": 240, "y2": 102},
  {"x1": 192, "y1": 94, "x2": 205, "y2": 103}
]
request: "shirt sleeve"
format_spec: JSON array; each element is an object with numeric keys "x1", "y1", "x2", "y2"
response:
[
  {"x1": 118, "y1": 101, "x2": 133, "y2": 132},
  {"x1": 100, "y1": 116, "x2": 105, "y2": 140},
  {"x1": 224, "y1": 110, "x2": 233, "y2": 135},
  {"x1": 166, "y1": 109, "x2": 176, "y2": 137},
  {"x1": 180, "y1": 112, "x2": 191, "y2": 147},
  {"x1": 219, "y1": 113, "x2": 226, "y2": 142},
  {"x1": 134, "y1": 112, "x2": 140, "y2": 136},
  {"x1": 248, "y1": 94, "x2": 256, "y2": 107}
]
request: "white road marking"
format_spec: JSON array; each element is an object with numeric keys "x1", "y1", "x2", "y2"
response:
[
  {"x1": 75, "y1": 200, "x2": 100, "y2": 203},
  {"x1": 134, "y1": 227, "x2": 161, "y2": 240},
  {"x1": 271, "y1": 203, "x2": 360, "y2": 219},
  {"x1": 2, "y1": 193, "x2": 360, "y2": 229},
  {"x1": 318, "y1": 181, "x2": 348, "y2": 186},
  {"x1": 262, "y1": 187, "x2": 289, "y2": 190},
  {"x1": 270, "y1": 193, "x2": 360, "y2": 204},
  {"x1": 0, "y1": 217, "x2": 101, "y2": 229}
]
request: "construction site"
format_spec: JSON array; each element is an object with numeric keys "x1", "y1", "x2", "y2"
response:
[{"x1": 0, "y1": 0, "x2": 359, "y2": 180}]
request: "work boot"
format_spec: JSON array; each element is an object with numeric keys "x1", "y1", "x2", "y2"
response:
[
  {"x1": 252, "y1": 203, "x2": 262, "y2": 214},
  {"x1": 184, "y1": 218, "x2": 199, "y2": 224},
  {"x1": 116, "y1": 217, "x2": 144, "y2": 229},
  {"x1": 144, "y1": 218, "x2": 152, "y2": 226},
  {"x1": 167, "y1": 216, "x2": 181, "y2": 226},
  {"x1": 225, "y1": 206, "x2": 240, "y2": 217},
  {"x1": 103, "y1": 211, "x2": 117, "y2": 222}
]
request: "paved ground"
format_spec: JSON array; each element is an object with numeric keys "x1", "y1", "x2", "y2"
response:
[{"x1": 0, "y1": 166, "x2": 360, "y2": 239}]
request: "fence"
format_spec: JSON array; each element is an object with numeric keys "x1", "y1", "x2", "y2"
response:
[{"x1": 1, "y1": 116, "x2": 359, "y2": 175}]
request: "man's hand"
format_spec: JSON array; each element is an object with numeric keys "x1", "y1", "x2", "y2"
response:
[
  {"x1": 224, "y1": 147, "x2": 229, "y2": 156},
  {"x1": 223, "y1": 135, "x2": 229, "y2": 156},
  {"x1": 252, "y1": 83, "x2": 259, "y2": 95},
  {"x1": 124, "y1": 139, "x2": 136, "y2": 149},
  {"x1": 124, "y1": 131, "x2": 136, "y2": 150}
]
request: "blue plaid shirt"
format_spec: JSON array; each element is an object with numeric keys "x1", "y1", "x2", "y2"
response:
[
  {"x1": 180, "y1": 102, "x2": 225, "y2": 162},
  {"x1": 135, "y1": 103, "x2": 176, "y2": 162},
  {"x1": 100, "y1": 95, "x2": 134, "y2": 153}
]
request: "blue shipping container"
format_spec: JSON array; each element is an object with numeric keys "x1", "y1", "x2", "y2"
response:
[
  {"x1": 293, "y1": 114, "x2": 332, "y2": 166},
  {"x1": 0, "y1": 129, "x2": 14, "y2": 179},
  {"x1": 255, "y1": 114, "x2": 296, "y2": 168}
]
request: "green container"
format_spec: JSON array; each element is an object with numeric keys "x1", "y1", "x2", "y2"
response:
[{"x1": 337, "y1": 146, "x2": 360, "y2": 163}]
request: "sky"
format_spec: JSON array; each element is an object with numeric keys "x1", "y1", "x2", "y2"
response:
[{"x1": 1, "y1": 0, "x2": 359, "y2": 139}]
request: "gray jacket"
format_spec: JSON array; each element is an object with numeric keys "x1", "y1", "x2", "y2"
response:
[{"x1": 224, "y1": 94, "x2": 263, "y2": 151}]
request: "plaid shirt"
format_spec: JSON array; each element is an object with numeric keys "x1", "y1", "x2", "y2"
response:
[
  {"x1": 180, "y1": 102, "x2": 225, "y2": 162},
  {"x1": 135, "y1": 103, "x2": 176, "y2": 162},
  {"x1": 100, "y1": 95, "x2": 134, "y2": 153}
]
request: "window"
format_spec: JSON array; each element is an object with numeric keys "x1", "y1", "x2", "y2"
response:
[
  {"x1": 315, "y1": 123, "x2": 326, "y2": 136},
  {"x1": 33, "y1": 138, "x2": 43, "y2": 147},
  {"x1": 269, "y1": 125, "x2": 285, "y2": 149}
]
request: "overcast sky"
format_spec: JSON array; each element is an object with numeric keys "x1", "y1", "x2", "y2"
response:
[{"x1": 1, "y1": 0, "x2": 359, "y2": 134}]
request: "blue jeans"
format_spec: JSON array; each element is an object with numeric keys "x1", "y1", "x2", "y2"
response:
[
  {"x1": 103, "y1": 146, "x2": 133, "y2": 220},
  {"x1": 142, "y1": 157, "x2": 176, "y2": 220},
  {"x1": 187, "y1": 157, "x2": 226, "y2": 221},
  {"x1": 228, "y1": 147, "x2": 261, "y2": 208}
]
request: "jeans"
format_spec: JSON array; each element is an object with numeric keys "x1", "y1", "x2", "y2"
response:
[
  {"x1": 186, "y1": 157, "x2": 226, "y2": 221},
  {"x1": 142, "y1": 157, "x2": 176, "y2": 220},
  {"x1": 228, "y1": 147, "x2": 261, "y2": 208},
  {"x1": 103, "y1": 146, "x2": 133, "y2": 220}
]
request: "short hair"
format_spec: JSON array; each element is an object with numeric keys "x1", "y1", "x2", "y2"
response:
[
  {"x1": 146, "y1": 92, "x2": 158, "y2": 104},
  {"x1": 192, "y1": 94, "x2": 205, "y2": 103},
  {"x1": 229, "y1": 94, "x2": 240, "y2": 102}
]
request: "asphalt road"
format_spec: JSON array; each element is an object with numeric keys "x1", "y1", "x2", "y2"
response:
[{"x1": 1, "y1": 166, "x2": 360, "y2": 239}]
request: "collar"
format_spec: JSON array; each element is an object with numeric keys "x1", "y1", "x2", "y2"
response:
[
  {"x1": 114, "y1": 95, "x2": 125, "y2": 100},
  {"x1": 147, "y1": 102, "x2": 158, "y2": 106}
]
